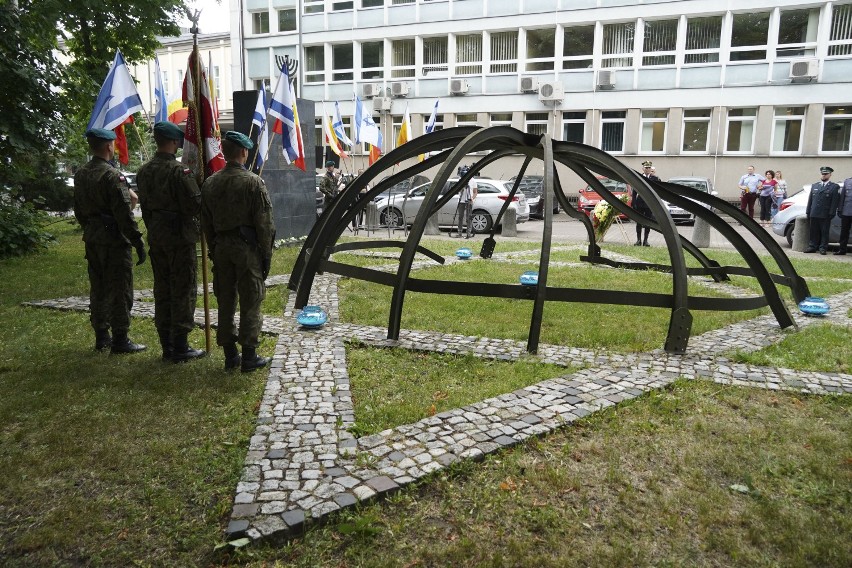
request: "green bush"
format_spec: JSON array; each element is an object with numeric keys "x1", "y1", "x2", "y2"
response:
[
  {"x1": 0, "y1": 189, "x2": 56, "y2": 259},
  {"x1": 19, "y1": 171, "x2": 74, "y2": 212}
]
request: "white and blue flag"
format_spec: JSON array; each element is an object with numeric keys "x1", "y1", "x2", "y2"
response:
[{"x1": 87, "y1": 50, "x2": 144, "y2": 131}]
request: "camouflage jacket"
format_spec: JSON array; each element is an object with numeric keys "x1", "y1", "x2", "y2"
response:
[
  {"x1": 73, "y1": 157, "x2": 142, "y2": 246},
  {"x1": 137, "y1": 152, "x2": 202, "y2": 246}
]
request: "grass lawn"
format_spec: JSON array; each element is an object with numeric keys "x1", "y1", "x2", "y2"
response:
[{"x1": 0, "y1": 222, "x2": 849, "y2": 566}]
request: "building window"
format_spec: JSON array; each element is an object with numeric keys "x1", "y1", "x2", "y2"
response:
[
  {"x1": 562, "y1": 111, "x2": 585, "y2": 143},
  {"x1": 682, "y1": 109, "x2": 711, "y2": 153},
  {"x1": 643, "y1": 19, "x2": 677, "y2": 66},
  {"x1": 455, "y1": 34, "x2": 482, "y2": 75},
  {"x1": 456, "y1": 113, "x2": 478, "y2": 128},
  {"x1": 525, "y1": 112, "x2": 548, "y2": 136},
  {"x1": 730, "y1": 12, "x2": 770, "y2": 61},
  {"x1": 304, "y1": 0, "x2": 324, "y2": 14},
  {"x1": 640, "y1": 110, "x2": 667, "y2": 153},
  {"x1": 829, "y1": 4, "x2": 852, "y2": 56},
  {"x1": 361, "y1": 41, "x2": 384, "y2": 79},
  {"x1": 525, "y1": 28, "x2": 555, "y2": 71},
  {"x1": 391, "y1": 0, "x2": 414, "y2": 4},
  {"x1": 176, "y1": 69, "x2": 183, "y2": 90},
  {"x1": 391, "y1": 39, "x2": 415, "y2": 78},
  {"x1": 423, "y1": 36, "x2": 448, "y2": 76},
  {"x1": 490, "y1": 31, "x2": 518, "y2": 73},
  {"x1": 777, "y1": 8, "x2": 819, "y2": 57},
  {"x1": 362, "y1": 0, "x2": 383, "y2": 7},
  {"x1": 278, "y1": 9, "x2": 296, "y2": 32},
  {"x1": 422, "y1": 113, "x2": 443, "y2": 133},
  {"x1": 212, "y1": 65, "x2": 220, "y2": 100},
  {"x1": 726, "y1": 108, "x2": 757, "y2": 153},
  {"x1": 601, "y1": 111, "x2": 626, "y2": 153},
  {"x1": 332, "y1": 43, "x2": 353, "y2": 81},
  {"x1": 252, "y1": 78, "x2": 267, "y2": 90},
  {"x1": 305, "y1": 45, "x2": 325, "y2": 83},
  {"x1": 685, "y1": 16, "x2": 722, "y2": 64},
  {"x1": 771, "y1": 107, "x2": 805, "y2": 153},
  {"x1": 602, "y1": 22, "x2": 635, "y2": 68},
  {"x1": 332, "y1": 1, "x2": 354, "y2": 10},
  {"x1": 315, "y1": 117, "x2": 323, "y2": 154},
  {"x1": 252, "y1": 11, "x2": 269, "y2": 34},
  {"x1": 563, "y1": 25, "x2": 594, "y2": 69},
  {"x1": 490, "y1": 113, "x2": 512, "y2": 127},
  {"x1": 821, "y1": 105, "x2": 852, "y2": 152}
]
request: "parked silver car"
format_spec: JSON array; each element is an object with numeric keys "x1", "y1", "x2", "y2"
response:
[
  {"x1": 771, "y1": 185, "x2": 842, "y2": 247},
  {"x1": 375, "y1": 178, "x2": 529, "y2": 233},
  {"x1": 663, "y1": 176, "x2": 718, "y2": 225}
]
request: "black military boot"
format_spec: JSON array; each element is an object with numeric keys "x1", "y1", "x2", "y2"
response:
[
  {"x1": 158, "y1": 330, "x2": 173, "y2": 362},
  {"x1": 110, "y1": 332, "x2": 147, "y2": 354},
  {"x1": 94, "y1": 329, "x2": 112, "y2": 351},
  {"x1": 224, "y1": 343, "x2": 241, "y2": 371},
  {"x1": 240, "y1": 347, "x2": 270, "y2": 373},
  {"x1": 171, "y1": 333, "x2": 206, "y2": 363}
]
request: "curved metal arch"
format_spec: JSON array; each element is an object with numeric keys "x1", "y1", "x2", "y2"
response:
[{"x1": 288, "y1": 126, "x2": 810, "y2": 354}]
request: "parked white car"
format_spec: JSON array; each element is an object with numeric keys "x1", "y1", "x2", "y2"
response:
[
  {"x1": 663, "y1": 176, "x2": 718, "y2": 224},
  {"x1": 771, "y1": 185, "x2": 842, "y2": 247},
  {"x1": 375, "y1": 178, "x2": 529, "y2": 233}
]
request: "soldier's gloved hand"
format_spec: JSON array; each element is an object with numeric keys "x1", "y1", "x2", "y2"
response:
[
  {"x1": 262, "y1": 256, "x2": 271, "y2": 280},
  {"x1": 133, "y1": 240, "x2": 147, "y2": 266}
]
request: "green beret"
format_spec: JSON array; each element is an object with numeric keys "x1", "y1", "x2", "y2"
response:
[
  {"x1": 820, "y1": 166, "x2": 833, "y2": 174},
  {"x1": 325, "y1": 160, "x2": 335, "y2": 167},
  {"x1": 85, "y1": 128, "x2": 116, "y2": 141},
  {"x1": 153, "y1": 121, "x2": 184, "y2": 140},
  {"x1": 223, "y1": 130, "x2": 253, "y2": 150}
]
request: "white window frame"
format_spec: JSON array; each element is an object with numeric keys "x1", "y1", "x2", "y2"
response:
[
  {"x1": 776, "y1": 7, "x2": 819, "y2": 58},
  {"x1": 562, "y1": 24, "x2": 594, "y2": 70},
  {"x1": 454, "y1": 33, "x2": 483, "y2": 75},
  {"x1": 770, "y1": 106, "x2": 805, "y2": 155},
  {"x1": 251, "y1": 11, "x2": 270, "y2": 35},
  {"x1": 422, "y1": 36, "x2": 449, "y2": 77},
  {"x1": 489, "y1": 113, "x2": 513, "y2": 128},
  {"x1": 724, "y1": 108, "x2": 757, "y2": 154},
  {"x1": 642, "y1": 18, "x2": 678, "y2": 67},
  {"x1": 729, "y1": 11, "x2": 771, "y2": 62},
  {"x1": 524, "y1": 27, "x2": 556, "y2": 72},
  {"x1": 277, "y1": 8, "x2": 297, "y2": 33},
  {"x1": 304, "y1": 45, "x2": 326, "y2": 84},
  {"x1": 828, "y1": 3, "x2": 852, "y2": 57},
  {"x1": 562, "y1": 111, "x2": 586, "y2": 144},
  {"x1": 332, "y1": 0, "x2": 354, "y2": 11},
  {"x1": 600, "y1": 111, "x2": 627, "y2": 154},
  {"x1": 489, "y1": 30, "x2": 519, "y2": 74},
  {"x1": 304, "y1": 0, "x2": 324, "y2": 14},
  {"x1": 391, "y1": 38, "x2": 416, "y2": 78},
  {"x1": 820, "y1": 105, "x2": 852, "y2": 154},
  {"x1": 525, "y1": 112, "x2": 549, "y2": 137},
  {"x1": 331, "y1": 43, "x2": 354, "y2": 82},
  {"x1": 681, "y1": 109, "x2": 712, "y2": 154},
  {"x1": 684, "y1": 14, "x2": 723, "y2": 65},
  {"x1": 640, "y1": 110, "x2": 668, "y2": 154},
  {"x1": 601, "y1": 21, "x2": 635, "y2": 69},
  {"x1": 360, "y1": 40, "x2": 384, "y2": 80}
]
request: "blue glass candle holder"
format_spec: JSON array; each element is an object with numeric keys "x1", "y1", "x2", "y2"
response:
[
  {"x1": 520, "y1": 271, "x2": 539, "y2": 286},
  {"x1": 455, "y1": 247, "x2": 473, "y2": 260},
  {"x1": 297, "y1": 305, "x2": 328, "y2": 328},
  {"x1": 797, "y1": 297, "x2": 829, "y2": 316}
]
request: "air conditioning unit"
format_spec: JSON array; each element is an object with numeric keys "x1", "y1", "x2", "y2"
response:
[
  {"x1": 789, "y1": 58, "x2": 818, "y2": 81},
  {"x1": 520, "y1": 77, "x2": 538, "y2": 93},
  {"x1": 597, "y1": 70, "x2": 616, "y2": 89},
  {"x1": 538, "y1": 81, "x2": 564, "y2": 102},
  {"x1": 362, "y1": 83, "x2": 382, "y2": 98},
  {"x1": 390, "y1": 82, "x2": 409, "y2": 97},
  {"x1": 372, "y1": 96, "x2": 391, "y2": 112},
  {"x1": 449, "y1": 79, "x2": 469, "y2": 95}
]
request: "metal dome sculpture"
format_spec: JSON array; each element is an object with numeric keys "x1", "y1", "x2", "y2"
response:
[{"x1": 288, "y1": 126, "x2": 809, "y2": 354}]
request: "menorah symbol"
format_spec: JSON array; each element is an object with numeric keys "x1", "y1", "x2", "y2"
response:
[{"x1": 275, "y1": 55, "x2": 299, "y2": 85}]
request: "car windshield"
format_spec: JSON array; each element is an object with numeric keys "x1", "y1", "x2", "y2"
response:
[
  {"x1": 585, "y1": 178, "x2": 627, "y2": 193},
  {"x1": 668, "y1": 179, "x2": 708, "y2": 192}
]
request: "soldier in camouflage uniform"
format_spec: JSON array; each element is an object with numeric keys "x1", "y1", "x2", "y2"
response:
[
  {"x1": 73, "y1": 128, "x2": 147, "y2": 354},
  {"x1": 319, "y1": 160, "x2": 339, "y2": 212},
  {"x1": 137, "y1": 122, "x2": 206, "y2": 363},
  {"x1": 201, "y1": 131, "x2": 274, "y2": 372}
]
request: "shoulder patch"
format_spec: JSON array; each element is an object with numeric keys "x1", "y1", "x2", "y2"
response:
[{"x1": 183, "y1": 168, "x2": 192, "y2": 175}]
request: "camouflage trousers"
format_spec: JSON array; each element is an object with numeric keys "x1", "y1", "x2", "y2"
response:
[
  {"x1": 150, "y1": 243, "x2": 198, "y2": 337},
  {"x1": 212, "y1": 238, "x2": 266, "y2": 349},
  {"x1": 85, "y1": 242, "x2": 133, "y2": 334}
]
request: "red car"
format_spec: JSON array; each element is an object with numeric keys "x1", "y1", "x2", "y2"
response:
[{"x1": 577, "y1": 177, "x2": 632, "y2": 220}]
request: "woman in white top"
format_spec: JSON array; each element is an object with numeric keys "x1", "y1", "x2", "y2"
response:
[{"x1": 771, "y1": 170, "x2": 789, "y2": 218}]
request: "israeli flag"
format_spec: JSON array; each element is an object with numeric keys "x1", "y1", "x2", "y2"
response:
[{"x1": 87, "y1": 50, "x2": 144, "y2": 131}]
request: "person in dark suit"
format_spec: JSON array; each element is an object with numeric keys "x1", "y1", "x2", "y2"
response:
[
  {"x1": 804, "y1": 166, "x2": 840, "y2": 255},
  {"x1": 632, "y1": 160, "x2": 659, "y2": 246},
  {"x1": 836, "y1": 174, "x2": 852, "y2": 255}
]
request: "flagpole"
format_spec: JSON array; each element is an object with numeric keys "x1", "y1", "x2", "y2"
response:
[{"x1": 186, "y1": 20, "x2": 212, "y2": 354}]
